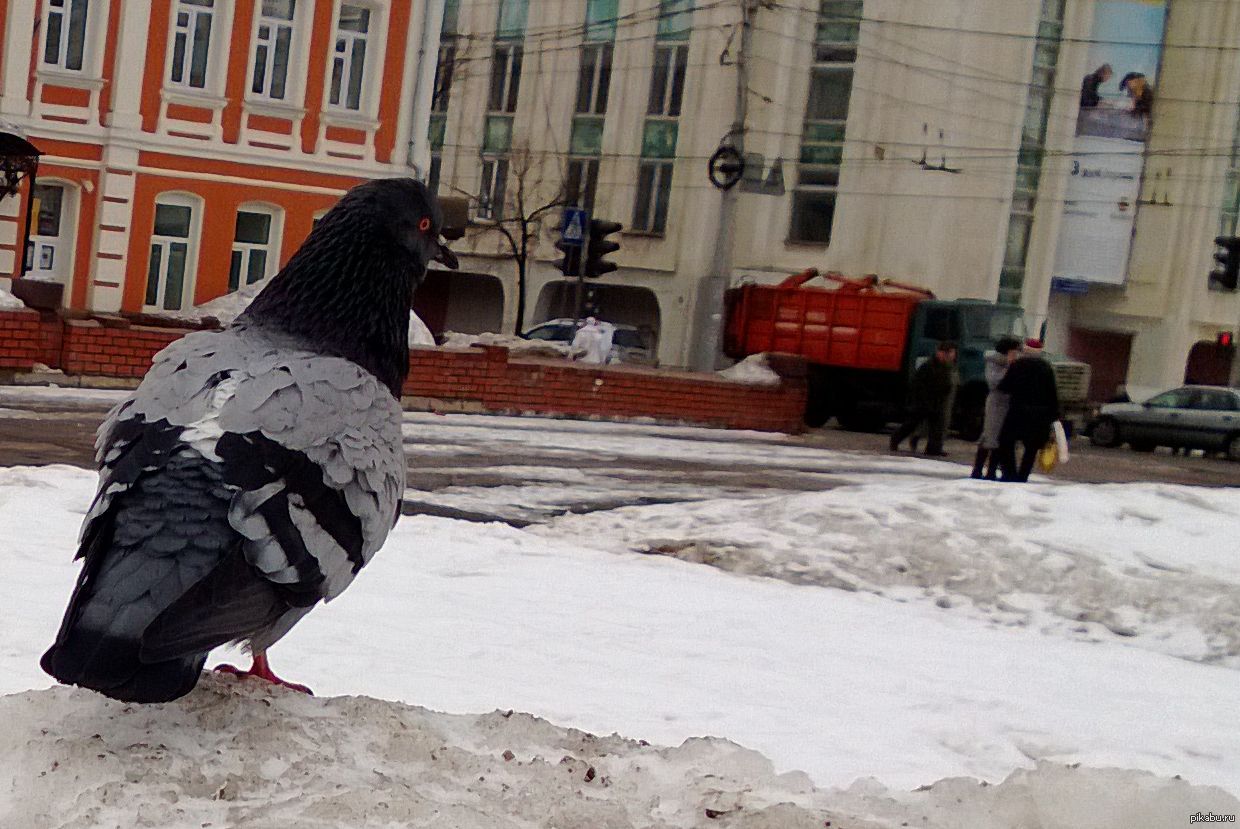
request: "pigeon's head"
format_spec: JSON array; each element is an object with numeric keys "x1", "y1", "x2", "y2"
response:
[
  {"x1": 239, "y1": 177, "x2": 459, "y2": 395},
  {"x1": 336, "y1": 178, "x2": 459, "y2": 275}
]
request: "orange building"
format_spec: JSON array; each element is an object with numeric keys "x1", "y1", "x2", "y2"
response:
[{"x1": 0, "y1": 0, "x2": 445, "y2": 314}]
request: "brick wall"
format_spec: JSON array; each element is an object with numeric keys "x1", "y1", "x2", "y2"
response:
[
  {"x1": 0, "y1": 311, "x2": 808, "y2": 433},
  {"x1": 0, "y1": 309, "x2": 43, "y2": 369}
]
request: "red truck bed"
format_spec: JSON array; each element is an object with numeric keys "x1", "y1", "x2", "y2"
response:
[{"x1": 723, "y1": 275, "x2": 923, "y2": 372}]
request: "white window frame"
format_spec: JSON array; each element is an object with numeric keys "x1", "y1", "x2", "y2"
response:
[
  {"x1": 168, "y1": 0, "x2": 217, "y2": 90},
  {"x1": 478, "y1": 156, "x2": 509, "y2": 221},
  {"x1": 328, "y1": 3, "x2": 373, "y2": 112},
  {"x1": 41, "y1": 0, "x2": 91, "y2": 72},
  {"x1": 144, "y1": 194, "x2": 202, "y2": 312},
  {"x1": 632, "y1": 160, "x2": 673, "y2": 234},
  {"x1": 576, "y1": 42, "x2": 613, "y2": 115},
  {"x1": 647, "y1": 43, "x2": 687, "y2": 117},
  {"x1": 229, "y1": 204, "x2": 283, "y2": 292},
  {"x1": 487, "y1": 42, "x2": 523, "y2": 114},
  {"x1": 249, "y1": 0, "x2": 300, "y2": 101}
]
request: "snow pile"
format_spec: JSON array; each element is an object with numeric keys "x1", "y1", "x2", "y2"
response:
[
  {"x1": 0, "y1": 286, "x2": 27, "y2": 310},
  {"x1": 1, "y1": 676, "x2": 1233, "y2": 829},
  {"x1": 538, "y1": 478, "x2": 1240, "y2": 667},
  {"x1": 717, "y1": 353, "x2": 782, "y2": 386},
  {"x1": 163, "y1": 282, "x2": 434, "y2": 345},
  {"x1": 441, "y1": 330, "x2": 583, "y2": 359}
]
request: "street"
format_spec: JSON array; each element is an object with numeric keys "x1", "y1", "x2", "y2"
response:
[{"x1": 4, "y1": 386, "x2": 1239, "y2": 490}]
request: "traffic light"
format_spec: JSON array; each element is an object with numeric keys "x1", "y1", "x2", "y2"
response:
[
  {"x1": 1210, "y1": 235, "x2": 1240, "y2": 291},
  {"x1": 584, "y1": 219, "x2": 622, "y2": 279},
  {"x1": 553, "y1": 239, "x2": 581, "y2": 277},
  {"x1": 437, "y1": 196, "x2": 469, "y2": 241}
]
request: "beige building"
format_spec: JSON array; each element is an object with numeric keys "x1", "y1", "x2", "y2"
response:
[{"x1": 427, "y1": 0, "x2": 1240, "y2": 397}]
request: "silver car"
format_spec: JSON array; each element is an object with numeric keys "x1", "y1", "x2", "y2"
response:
[{"x1": 1090, "y1": 385, "x2": 1240, "y2": 460}]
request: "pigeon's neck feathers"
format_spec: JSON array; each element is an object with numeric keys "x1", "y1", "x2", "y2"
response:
[{"x1": 238, "y1": 209, "x2": 415, "y2": 396}]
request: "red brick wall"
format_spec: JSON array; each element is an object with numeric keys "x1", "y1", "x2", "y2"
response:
[
  {"x1": 404, "y1": 346, "x2": 807, "y2": 433},
  {"x1": 0, "y1": 312, "x2": 808, "y2": 433},
  {"x1": 0, "y1": 309, "x2": 43, "y2": 369},
  {"x1": 59, "y1": 320, "x2": 183, "y2": 378}
]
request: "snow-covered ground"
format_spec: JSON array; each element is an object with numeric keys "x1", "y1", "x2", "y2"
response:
[{"x1": 2, "y1": 411, "x2": 1240, "y2": 825}]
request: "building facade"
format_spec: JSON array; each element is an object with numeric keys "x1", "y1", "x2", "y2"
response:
[
  {"x1": 430, "y1": 0, "x2": 1240, "y2": 396},
  {"x1": 0, "y1": 0, "x2": 443, "y2": 315}
]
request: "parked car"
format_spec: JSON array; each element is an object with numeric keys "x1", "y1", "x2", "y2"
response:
[
  {"x1": 1089, "y1": 385, "x2": 1240, "y2": 459},
  {"x1": 522, "y1": 318, "x2": 657, "y2": 365}
]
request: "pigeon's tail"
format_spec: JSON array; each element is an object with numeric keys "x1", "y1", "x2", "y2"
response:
[{"x1": 40, "y1": 632, "x2": 207, "y2": 704}]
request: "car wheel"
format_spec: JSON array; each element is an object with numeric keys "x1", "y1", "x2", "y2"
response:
[
  {"x1": 1226, "y1": 433, "x2": 1240, "y2": 462},
  {"x1": 1090, "y1": 417, "x2": 1121, "y2": 448},
  {"x1": 1129, "y1": 440, "x2": 1156, "y2": 452}
]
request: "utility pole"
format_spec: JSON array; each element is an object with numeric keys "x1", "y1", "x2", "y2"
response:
[{"x1": 689, "y1": 0, "x2": 755, "y2": 371}]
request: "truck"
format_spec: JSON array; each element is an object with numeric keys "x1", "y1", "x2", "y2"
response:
[{"x1": 722, "y1": 270, "x2": 1092, "y2": 437}]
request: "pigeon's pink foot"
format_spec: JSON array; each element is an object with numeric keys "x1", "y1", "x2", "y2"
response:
[{"x1": 214, "y1": 652, "x2": 313, "y2": 695}]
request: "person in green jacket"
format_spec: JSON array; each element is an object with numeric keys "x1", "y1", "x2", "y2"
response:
[{"x1": 890, "y1": 341, "x2": 958, "y2": 457}]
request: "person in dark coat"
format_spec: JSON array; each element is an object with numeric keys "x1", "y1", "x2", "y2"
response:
[
  {"x1": 890, "y1": 341, "x2": 958, "y2": 457},
  {"x1": 1080, "y1": 63, "x2": 1112, "y2": 108},
  {"x1": 1120, "y1": 72, "x2": 1153, "y2": 117},
  {"x1": 996, "y1": 339, "x2": 1060, "y2": 482}
]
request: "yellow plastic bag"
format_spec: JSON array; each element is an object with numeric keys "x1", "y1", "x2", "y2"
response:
[{"x1": 1037, "y1": 440, "x2": 1059, "y2": 473}]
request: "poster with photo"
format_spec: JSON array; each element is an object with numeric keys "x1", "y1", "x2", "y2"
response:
[{"x1": 1053, "y1": 0, "x2": 1167, "y2": 286}]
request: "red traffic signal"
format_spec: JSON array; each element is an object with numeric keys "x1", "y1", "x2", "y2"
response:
[{"x1": 1218, "y1": 331, "x2": 1234, "y2": 348}]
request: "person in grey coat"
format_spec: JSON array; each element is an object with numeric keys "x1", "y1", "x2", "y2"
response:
[{"x1": 971, "y1": 336, "x2": 1023, "y2": 479}]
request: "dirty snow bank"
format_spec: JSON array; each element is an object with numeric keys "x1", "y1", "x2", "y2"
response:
[
  {"x1": 717, "y1": 353, "x2": 782, "y2": 386},
  {"x1": 538, "y1": 478, "x2": 1240, "y2": 667},
  {"x1": 2, "y1": 676, "x2": 1233, "y2": 829},
  {"x1": 442, "y1": 330, "x2": 582, "y2": 359},
  {"x1": 0, "y1": 286, "x2": 27, "y2": 309}
]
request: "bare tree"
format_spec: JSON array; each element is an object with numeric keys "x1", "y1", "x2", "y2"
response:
[{"x1": 449, "y1": 148, "x2": 570, "y2": 335}]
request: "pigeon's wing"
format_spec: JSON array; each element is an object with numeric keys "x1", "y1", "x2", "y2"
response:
[{"x1": 78, "y1": 329, "x2": 404, "y2": 658}]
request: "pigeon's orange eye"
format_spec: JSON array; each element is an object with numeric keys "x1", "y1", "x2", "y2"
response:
[{"x1": 418, "y1": 217, "x2": 431, "y2": 232}]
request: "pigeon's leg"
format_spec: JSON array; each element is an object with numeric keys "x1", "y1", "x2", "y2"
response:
[{"x1": 215, "y1": 652, "x2": 313, "y2": 695}]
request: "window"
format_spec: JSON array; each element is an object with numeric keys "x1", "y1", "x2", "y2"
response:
[
  {"x1": 43, "y1": 0, "x2": 90, "y2": 71},
  {"x1": 145, "y1": 197, "x2": 198, "y2": 312},
  {"x1": 496, "y1": 0, "x2": 529, "y2": 40},
  {"x1": 1194, "y1": 390, "x2": 1238, "y2": 412},
  {"x1": 229, "y1": 208, "x2": 277, "y2": 292},
  {"x1": 790, "y1": 0, "x2": 859, "y2": 244},
  {"x1": 999, "y1": 0, "x2": 1065, "y2": 304},
  {"x1": 585, "y1": 0, "x2": 617, "y2": 41},
  {"x1": 647, "y1": 44, "x2": 687, "y2": 116},
  {"x1": 1146, "y1": 389, "x2": 1195, "y2": 409},
  {"x1": 170, "y1": 0, "x2": 215, "y2": 89},
  {"x1": 251, "y1": 0, "x2": 295, "y2": 100},
  {"x1": 576, "y1": 44, "x2": 612, "y2": 115},
  {"x1": 478, "y1": 157, "x2": 508, "y2": 221},
  {"x1": 656, "y1": 0, "x2": 692, "y2": 40},
  {"x1": 633, "y1": 162, "x2": 673, "y2": 234},
  {"x1": 488, "y1": 43, "x2": 523, "y2": 113},
  {"x1": 566, "y1": 158, "x2": 599, "y2": 213},
  {"x1": 329, "y1": 4, "x2": 370, "y2": 110}
]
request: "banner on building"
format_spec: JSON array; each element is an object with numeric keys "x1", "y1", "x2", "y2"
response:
[{"x1": 1052, "y1": 0, "x2": 1167, "y2": 286}]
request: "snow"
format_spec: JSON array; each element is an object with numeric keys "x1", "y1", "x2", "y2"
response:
[
  {"x1": 3, "y1": 411, "x2": 1240, "y2": 824},
  {"x1": 441, "y1": 330, "x2": 582, "y2": 359},
  {"x1": 0, "y1": 286, "x2": 27, "y2": 309},
  {"x1": 165, "y1": 282, "x2": 435, "y2": 345},
  {"x1": 717, "y1": 353, "x2": 782, "y2": 385}
]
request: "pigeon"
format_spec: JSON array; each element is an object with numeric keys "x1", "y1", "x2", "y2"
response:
[{"x1": 40, "y1": 178, "x2": 458, "y2": 703}]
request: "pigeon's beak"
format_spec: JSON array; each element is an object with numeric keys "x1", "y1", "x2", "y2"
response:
[{"x1": 434, "y1": 239, "x2": 459, "y2": 270}]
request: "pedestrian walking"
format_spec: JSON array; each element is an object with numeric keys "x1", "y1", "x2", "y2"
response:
[
  {"x1": 996, "y1": 339, "x2": 1060, "y2": 482},
  {"x1": 971, "y1": 336, "x2": 1023, "y2": 479},
  {"x1": 890, "y1": 341, "x2": 958, "y2": 457}
]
